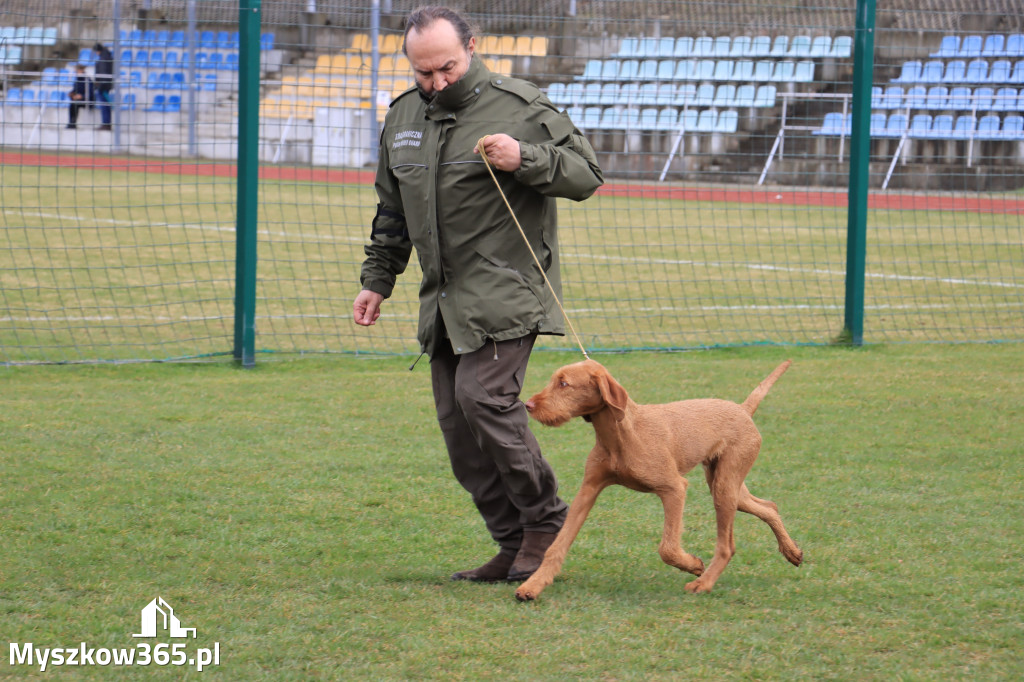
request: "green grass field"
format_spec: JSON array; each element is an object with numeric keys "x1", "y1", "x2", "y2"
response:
[
  {"x1": 2, "y1": 163, "x2": 1022, "y2": 364},
  {"x1": 3, "y1": 343, "x2": 1022, "y2": 679}
]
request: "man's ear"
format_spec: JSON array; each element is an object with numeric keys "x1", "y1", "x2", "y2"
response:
[{"x1": 596, "y1": 370, "x2": 628, "y2": 422}]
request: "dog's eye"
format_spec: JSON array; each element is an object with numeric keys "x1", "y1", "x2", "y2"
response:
[{"x1": 559, "y1": 380, "x2": 568, "y2": 388}]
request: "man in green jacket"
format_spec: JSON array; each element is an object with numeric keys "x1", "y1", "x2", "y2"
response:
[{"x1": 354, "y1": 5, "x2": 604, "y2": 583}]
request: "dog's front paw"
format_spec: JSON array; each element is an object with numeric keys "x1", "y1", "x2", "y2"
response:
[{"x1": 514, "y1": 587, "x2": 537, "y2": 602}]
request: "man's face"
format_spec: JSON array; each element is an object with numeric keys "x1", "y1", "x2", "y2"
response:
[{"x1": 405, "y1": 19, "x2": 474, "y2": 96}]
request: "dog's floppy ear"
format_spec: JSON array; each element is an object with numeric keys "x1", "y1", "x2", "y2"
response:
[{"x1": 595, "y1": 369, "x2": 628, "y2": 422}]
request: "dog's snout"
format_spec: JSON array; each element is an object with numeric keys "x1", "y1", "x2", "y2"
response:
[{"x1": 524, "y1": 399, "x2": 535, "y2": 412}]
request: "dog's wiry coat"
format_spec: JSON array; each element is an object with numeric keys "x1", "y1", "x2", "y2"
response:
[{"x1": 515, "y1": 359, "x2": 802, "y2": 601}]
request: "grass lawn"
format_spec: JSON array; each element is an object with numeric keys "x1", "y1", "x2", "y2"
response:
[{"x1": 2, "y1": 343, "x2": 1022, "y2": 679}]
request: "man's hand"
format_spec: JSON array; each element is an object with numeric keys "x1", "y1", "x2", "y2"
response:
[
  {"x1": 353, "y1": 290, "x2": 384, "y2": 326},
  {"x1": 474, "y1": 134, "x2": 522, "y2": 172}
]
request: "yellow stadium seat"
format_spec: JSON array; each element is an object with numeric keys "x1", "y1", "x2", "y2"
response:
[
  {"x1": 347, "y1": 33, "x2": 370, "y2": 52},
  {"x1": 485, "y1": 57, "x2": 513, "y2": 75},
  {"x1": 497, "y1": 36, "x2": 516, "y2": 55},
  {"x1": 381, "y1": 33, "x2": 403, "y2": 54},
  {"x1": 314, "y1": 54, "x2": 332, "y2": 73},
  {"x1": 478, "y1": 36, "x2": 500, "y2": 55},
  {"x1": 530, "y1": 36, "x2": 548, "y2": 56}
]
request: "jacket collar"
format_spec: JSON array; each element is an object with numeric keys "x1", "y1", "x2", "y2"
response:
[{"x1": 422, "y1": 55, "x2": 490, "y2": 117}]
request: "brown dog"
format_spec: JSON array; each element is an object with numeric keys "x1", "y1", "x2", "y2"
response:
[{"x1": 516, "y1": 359, "x2": 802, "y2": 601}]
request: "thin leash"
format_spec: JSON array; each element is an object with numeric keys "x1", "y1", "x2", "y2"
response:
[{"x1": 476, "y1": 136, "x2": 590, "y2": 361}]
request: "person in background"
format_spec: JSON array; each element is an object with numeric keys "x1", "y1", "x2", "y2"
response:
[
  {"x1": 353, "y1": 6, "x2": 604, "y2": 583},
  {"x1": 92, "y1": 42, "x2": 113, "y2": 131},
  {"x1": 66, "y1": 64, "x2": 91, "y2": 129}
]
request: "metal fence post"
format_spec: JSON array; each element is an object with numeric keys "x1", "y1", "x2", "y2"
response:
[
  {"x1": 844, "y1": 0, "x2": 876, "y2": 346},
  {"x1": 234, "y1": 0, "x2": 261, "y2": 366}
]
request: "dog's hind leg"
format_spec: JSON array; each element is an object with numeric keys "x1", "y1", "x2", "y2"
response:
[
  {"x1": 737, "y1": 483, "x2": 803, "y2": 566},
  {"x1": 654, "y1": 477, "x2": 704, "y2": 576}
]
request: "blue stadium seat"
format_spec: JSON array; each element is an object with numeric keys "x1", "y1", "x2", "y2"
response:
[
  {"x1": 946, "y1": 86, "x2": 972, "y2": 109},
  {"x1": 692, "y1": 36, "x2": 714, "y2": 57},
  {"x1": 974, "y1": 87, "x2": 994, "y2": 110},
  {"x1": 149, "y1": 50, "x2": 164, "y2": 67},
  {"x1": 729, "y1": 36, "x2": 751, "y2": 58},
  {"x1": 988, "y1": 60, "x2": 1013, "y2": 83},
  {"x1": 908, "y1": 114, "x2": 933, "y2": 138},
  {"x1": 636, "y1": 38, "x2": 658, "y2": 57},
  {"x1": 580, "y1": 106, "x2": 602, "y2": 130},
  {"x1": 880, "y1": 85, "x2": 903, "y2": 109},
  {"x1": 809, "y1": 36, "x2": 832, "y2": 58},
  {"x1": 169, "y1": 30, "x2": 186, "y2": 49},
  {"x1": 581, "y1": 82, "x2": 602, "y2": 105},
  {"x1": 579, "y1": 60, "x2": 602, "y2": 80},
  {"x1": 655, "y1": 107, "x2": 680, "y2": 131},
  {"x1": 678, "y1": 109, "x2": 698, "y2": 131},
  {"x1": 787, "y1": 35, "x2": 812, "y2": 58},
  {"x1": 674, "y1": 59, "x2": 696, "y2": 80},
  {"x1": 964, "y1": 59, "x2": 988, "y2": 83},
  {"x1": 155, "y1": 30, "x2": 170, "y2": 48},
  {"x1": 598, "y1": 107, "x2": 623, "y2": 130},
  {"x1": 134, "y1": 50, "x2": 150, "y2": 68},
  {"x1": 694, "y1": 59, "x2": 715, "y2": 80},
  {"x1": 925, "y1": 85, "x2": 949, "y2": 109},
  {"x1": 830, "y1": 35, "x2": 853, "y2": 58},
  {"x1": 712, "y1": 36, "x2": 732, "y2": 57},
  {"x1": 713, "y1": 59, "x2": 734, "y2": 80},
  {"x1": 881, "y1": 113, "x2": 908, "y2": 137},
  {"x1": 200, "y1": 31, "x2": 217, "y2": 49},
  {"x1": 165, "y1": 95, "x2": 181, "y2": 113},
  {"x1": 958, "y1": 35, "x2": 983, "y2": 58},
  {"x1": 616, "y1": 37, "x2": 639, "y2": 58},
  {"x1": 992, "y1": 87, "x2": 1018, "y2": 110},
  {"x1": 982, "y1": 35, "x2": 1005, "y2": 57},
  {"x1": 892, "y1": 61, "x2": 922, "y2": 83},
  {"x1": 944, "y1": 60, "x2": 967, "y2": 83},
  {"x1": 693, "y1": 83, "x2": 716, "y2": 107},
  {"x1": 546, "y1": 82, "x2": 566, "y2": 104},
  {"x1": 1012, "y1": 60, "x2": 1024, "y2": 84},
  {"x1": 712, "y1": 84, "x2": 736, "y2": 107},
  {"x1": 637, "y1": 107, "x2": 659, "y2": 129},
  {"x1": 769, "y1": 35, "x2": 789, "y2": 57},
  {"x1": 929, "y1": 114, "x2": 953, "y2": 138},
  {"x1": 206, "y1": 53, "x2": 223, "y2": 70},
  {"x1": 41, "y1": 67, "x2": 58, "y2": 85},
  {"x1": 260, "y1": 32, "x2": 275, "y2": 51},
  {"x1": 637, "y1": 59, "x2": 658, "y2": 80},
  {"x1": 950, "y1": 114, "x2": 977, "y2": 139},
  {"x1": 203, "y1": 73, "x2": 217, "y2": 91},
  {"x1": 673, "y1": 36, "x2": 693, "y2": 58},
  {"x1": 1001, "y1": 114, "x2": 1024, "y2": 139},
  {"x1": 771, "y1": 61, "x2": 796, "y2": 82},
  {"x1": 694, "y1": 109, "x2": 718, "y2": 132},
  {"x1": 931, "y1": 35, "x2": 960, "y2": 58},
  {"x1": 733, "y1": 84, "x2": 756, "y2": 107},
  {"x1": 906, "y1": 86, "x2": 927, "y2": 109},
  {"x1": 753, "y1": 84, "x2": 776, "y2": 107},
  {"x1": 730, "y1": 59, "x2": 754, "y2": 81},
  {"x1": 656, "y1": 82, "x2": 677, "y2": 106},
  {"x1": 4, "y1": 87, "x2": 23, "y2": 105},
  {"x1": 813, "y1": 111, "x2": 847, "y2": 135},
  {"x1": 920, "y1": 60, "x2": 945, "y2": 83},
  {"x1": 976, "y1": 114, "x2": 1002, "y2": 140},
  {"x1": 715, "y1": 110, "x2": 738, "y2": 133},
  {"x1": 171, "y1": 72, "x2": 186, "y2": 90},
  {"x1": 753, "y1": 60, "x2": 774, "y2": 81},
  {"x1": 78, "y1": 47, "x2": 95, "y2": 66},
  {"x1": 147, "y1": 94, "x2": 167, "y2": 111},
  {"x1": 674, "y1": 83, "x2": 697, "y2": 107},
  {"x1": 793, "y1": 60, "x2": 815, "y2": 82},
  {"x1": 120, "y1": 92, "x2": 136, "y2": 110},
  {"x1": 563, "y1": 81, "x2": 583, "y2": 103},
  {"x1": 1006, "y1": 34, "x2": 1024, "y2": 58},
  {"x1": 636, "y1": 82, "x2": 659, "y2": 106},
  {"x1": 656, "y1": 59, "x2": 676, "y2": 80},
  {"x1": 600, "y1": 59, "x2": 621, "y2": 80},
  {"x1": 748, "y1": 35, "x2": 772, "y2": 57},
  {"x1": 871, "y1": 85, "x2": 884, "y2": 108}
]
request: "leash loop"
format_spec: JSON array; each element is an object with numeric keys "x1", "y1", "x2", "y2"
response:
[{"x1": 476, "y1": 136, "x2": 590, "y2": 361}]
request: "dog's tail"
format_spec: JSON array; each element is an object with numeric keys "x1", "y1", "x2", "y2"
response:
[{"x1": 741, "y1": 360, "x2": 792, "y2": 416}]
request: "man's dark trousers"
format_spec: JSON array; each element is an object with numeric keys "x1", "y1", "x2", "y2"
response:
[{"x1": 430, "y1": 333, "x2": 567, "y2": 554}]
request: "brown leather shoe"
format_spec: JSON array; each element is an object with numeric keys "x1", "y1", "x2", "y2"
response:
[
  {"x1": 506, "y1": 530, "x2": 558, "y2": 582},
  {"x1": 450, "y1": 547, "x2": 518, "y2": 582}
]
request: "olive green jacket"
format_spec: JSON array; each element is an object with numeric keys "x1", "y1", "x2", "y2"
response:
[{"x1": 360, "y1": 56, "x2": 604, "y2": 357}]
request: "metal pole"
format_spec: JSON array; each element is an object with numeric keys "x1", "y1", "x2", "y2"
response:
[
  {"x1": 368, "y1": 0, "x2": 381, "y2": 166},
  {"x1": 843, "y1": 0, "x2": 876, "y2": 346},
  {"x1": 187, "y1": 0, "x2": 197, "y2": 156},
  {"x1": 233, "y1": 0, "x2": 261, "y2": 366}
]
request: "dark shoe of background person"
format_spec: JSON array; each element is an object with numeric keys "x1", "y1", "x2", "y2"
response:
[
  {"x1": 97, "y1": 124, "x2": 112, "y2": 131},
  {"x1": 451, "y1": 547, "x2": 518, "y2": 583},
  {"x1": 506, "y1": 530, "x2": 558, "y2": 582}
]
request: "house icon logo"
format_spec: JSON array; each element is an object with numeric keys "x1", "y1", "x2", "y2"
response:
[{"x1": 132, "y1": 597, "x2": 196, "y2": 639}]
